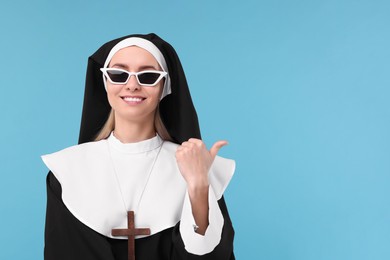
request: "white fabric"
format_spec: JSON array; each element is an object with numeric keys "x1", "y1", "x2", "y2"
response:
[
  {"x1": 179, "y1": 187, "x2": 225, "y2": 255},
  {"x1": 102, "y1": 37, "x2": 172, "y2": 99},
  {"x1": 41, "y1": 132, "x2": 235, "y2": 254}
]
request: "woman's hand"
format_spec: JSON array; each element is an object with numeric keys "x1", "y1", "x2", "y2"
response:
[
  {"x1": 175, "y1": 138, "x2": 228, "y2": 189},
  {"x1": 175, "y1": 138, "x2": 228, "y2": 235}
]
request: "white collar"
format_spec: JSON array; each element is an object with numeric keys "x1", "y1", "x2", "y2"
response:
[
  {"x1": 41, "y1": 139, "x2": 235, "y2": 239},
  {"x1": 107, "y1": 132, "x2": 163, "y2": 154}
]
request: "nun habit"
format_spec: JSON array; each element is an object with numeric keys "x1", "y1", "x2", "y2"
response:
[{"x1": 42, "y1": 33, "x2": 235, "y2": 260}]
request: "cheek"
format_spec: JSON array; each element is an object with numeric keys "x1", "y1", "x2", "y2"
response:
[
  {"x1": 106, "y1": 86, "x2": 121, "y2": 108},
  {"x1": 154, "y1": 89, "x2": 163, "y2": 104},
  {"x1": 154, "y1": 82, "x2": 164, "y2": 100},
  {"x1": 144, "y1": 81, "x2": 163, "y2": 100}
]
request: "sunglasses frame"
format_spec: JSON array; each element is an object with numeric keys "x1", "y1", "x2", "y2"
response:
[{"x1": 100, "y1": 68, "x2": 167, "y2": 87}]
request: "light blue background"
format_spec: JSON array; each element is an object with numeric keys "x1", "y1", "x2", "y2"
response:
[{"x1": 0, "y1": 0, "x2": 389, "y2": 259}]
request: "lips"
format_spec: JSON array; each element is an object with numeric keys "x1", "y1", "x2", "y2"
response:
[{"x1": 121, "y1": 96, "x2": 146, "y2": 104}]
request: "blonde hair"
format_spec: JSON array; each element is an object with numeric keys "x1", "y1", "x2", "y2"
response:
[{"x1": 93, "y1": 106, "x2": 172, "y2": 142}]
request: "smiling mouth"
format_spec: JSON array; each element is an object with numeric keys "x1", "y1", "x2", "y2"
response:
[
  {"x1": 122, "y1": 97, "x2": 145, "y2": 102},
  {"x1": 121, "y1": 96, "x2": 146, "y2": 104}
]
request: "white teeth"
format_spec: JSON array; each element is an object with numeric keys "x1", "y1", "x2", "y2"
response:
[{"x1": 123, "y1": 97, "x2": 143, "y2": 102}]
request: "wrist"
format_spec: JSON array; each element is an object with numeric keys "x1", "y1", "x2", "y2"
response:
[{"x1": 187, "y1": 178, "x2": 209, "y2": 194}]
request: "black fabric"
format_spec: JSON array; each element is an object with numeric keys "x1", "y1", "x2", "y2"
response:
[
  {"x1": 45, "y1": 172, "x2": 235, "y2": 260},
  {"x1": 78, "y1": 33, "x2": 201, "y2": 145}
]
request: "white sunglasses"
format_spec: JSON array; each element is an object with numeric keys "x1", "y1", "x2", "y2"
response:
[{"x1": 100, "y1": 68, "x2": 167, "y2": 86}]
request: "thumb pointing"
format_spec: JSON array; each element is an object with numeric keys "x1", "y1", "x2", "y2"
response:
[{"x1": 210, "y1": 140, "x2": 229, "y2": 160}]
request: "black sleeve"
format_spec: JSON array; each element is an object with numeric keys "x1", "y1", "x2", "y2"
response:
[
  {"x1": 170, "y1": 196, "x2": 236, "y2": 260},
  {"x1": 44, "y1": 172, "x2": 115, "y2": 260}
]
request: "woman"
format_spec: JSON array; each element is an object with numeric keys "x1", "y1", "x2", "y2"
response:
[{"x1": 42, "y1": 33, "x2": 235, "y2": 260}]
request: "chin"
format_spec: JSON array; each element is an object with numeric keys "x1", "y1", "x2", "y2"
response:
[{"x1": 115, "y1": 109, "x2": 156, "y2": 123}]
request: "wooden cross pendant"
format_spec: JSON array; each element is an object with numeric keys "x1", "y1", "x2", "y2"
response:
[{"x1": 112, "y1": 211, "x2": 151, "y2": 260}]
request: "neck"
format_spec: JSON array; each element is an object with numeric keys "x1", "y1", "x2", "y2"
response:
[{"x1": 113, "y1": 114, "x2": 156, "y2": 143}]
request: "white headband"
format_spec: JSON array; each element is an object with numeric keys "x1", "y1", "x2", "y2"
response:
[{"x1": 102, "y1": 37, "x2": 171, "y2": 100}]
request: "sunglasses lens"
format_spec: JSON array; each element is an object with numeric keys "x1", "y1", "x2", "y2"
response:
[
  {"x1": 107, "y1": 70, "x2": 128, "y2": 83},
  {"x1": 138, "y1": 72, "x2": 161, "y2": 85}
]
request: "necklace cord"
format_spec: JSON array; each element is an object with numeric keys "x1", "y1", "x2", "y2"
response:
[{"x1": 107, "y1": 140, "x2": 164, "y2": 217}]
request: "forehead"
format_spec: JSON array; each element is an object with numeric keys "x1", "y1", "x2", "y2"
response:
[{"x1": 109, "y1": 46, "x2": 159, "y2": 68}]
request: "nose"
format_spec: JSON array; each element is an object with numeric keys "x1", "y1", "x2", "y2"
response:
[{"x1": 125, "y1": 75, "x2": 140, "y2": 91}]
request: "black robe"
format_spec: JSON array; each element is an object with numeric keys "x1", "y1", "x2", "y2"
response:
[{"x1": 45, "y1": 172, "x2": 235, "y2": 260}]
